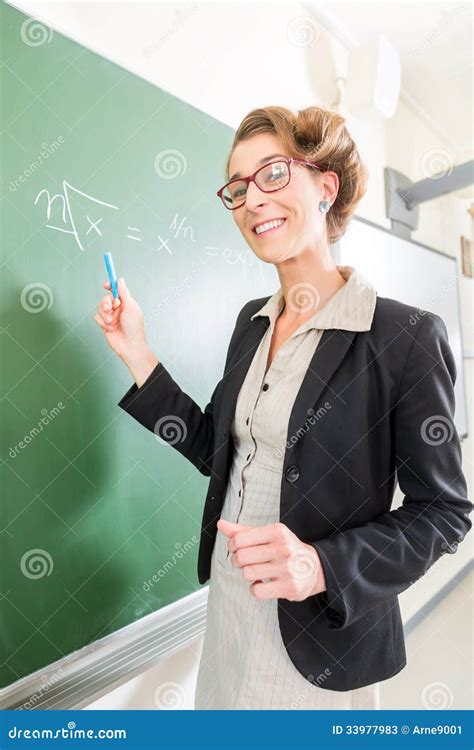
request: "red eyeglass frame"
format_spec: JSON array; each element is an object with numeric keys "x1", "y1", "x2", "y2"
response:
[{"x1": 216, "y1": 157, "x2": 322, "y2": 210}]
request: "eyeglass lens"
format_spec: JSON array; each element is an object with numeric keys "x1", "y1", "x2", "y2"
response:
[{"x1": 222, "y1": 161, "x2": 290, "y2": 208}]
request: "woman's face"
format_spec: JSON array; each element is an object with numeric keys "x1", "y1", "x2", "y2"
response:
[{"x1": 227, "y1": 132, "x2": 338, "y2": 264}]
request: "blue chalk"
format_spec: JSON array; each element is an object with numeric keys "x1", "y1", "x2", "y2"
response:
[{"x1": 103, "y1": 252, "x2": 119, "y2": 299}]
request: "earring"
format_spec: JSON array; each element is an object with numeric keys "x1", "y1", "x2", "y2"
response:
[{"x1": 319, "y1": 200, "x2": 331, "y2": 214}]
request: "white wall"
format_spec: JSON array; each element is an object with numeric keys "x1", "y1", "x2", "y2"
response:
[{"x1": 7, "y1": 0, "x2": 472, "y2": 710}]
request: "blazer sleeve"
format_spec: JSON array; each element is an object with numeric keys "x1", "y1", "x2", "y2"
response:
[
  {"x1": 310, "y1": 311, "x2": 472, "y2": 630},
  {"x1": 117, "y1": 302, "x2": 250, "y2": 476}
]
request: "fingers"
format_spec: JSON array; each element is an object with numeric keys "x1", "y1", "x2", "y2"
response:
[
  {"x1": 98, "y1": 292, "x2": 121, "y2": 321},
  {"x1": 249, "y1": 579, "x2": 280, "y2": 600},
  {"x1": 227, "y1": 524, "x2": 275, "y2": 553},
  {"x1": 240, "y1": 562, "x2": 280, "y2": 582},
  {"x1": 102, "y1": 281, "x2": 120, "y2": 303},
  {"x1": 94, "y1": 312, "x2": 118, "y2": 332},
  {"x1": 231, "y1": 544, "x2": 274, "y2": 567},
  {"x1": 95, "y1": 280, "x2": 123, "y2": 333}
]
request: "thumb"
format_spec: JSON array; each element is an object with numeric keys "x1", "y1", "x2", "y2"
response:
[{"x1": 217, "y1": 519, "x2": 251, "y2": 537}]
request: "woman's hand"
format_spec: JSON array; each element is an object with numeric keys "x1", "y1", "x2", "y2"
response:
[
  {"x1": 217, "y1": 519, "x2": 327, "y2": 601},
  {"x1": 94, "y1": 277, "x2": 149, "y2": 364}
]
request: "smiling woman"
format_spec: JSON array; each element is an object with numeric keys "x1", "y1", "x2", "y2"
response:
[
  {"x1": 110, "y1": 104, "x2": 471, "y2": 710},
  {"x1": 220, "y1": 105, "x2": 369, "y2": 245}
]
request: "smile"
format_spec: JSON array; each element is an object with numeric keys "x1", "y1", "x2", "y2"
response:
[{"x1": 253, "y1": 218, "x2": 287, "y2": 237}]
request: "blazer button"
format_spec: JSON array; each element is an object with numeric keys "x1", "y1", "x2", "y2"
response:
[
  {"x1": 262, "y1": 383, "x2": 269, "y2": 391},
  {"x1": 285, "y1": 465, "x2": 299, "y2": 482}
]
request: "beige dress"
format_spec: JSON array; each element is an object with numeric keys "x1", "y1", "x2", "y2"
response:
[{"x1": 194, "y1": 265, "x2": 380, "y2": 710}]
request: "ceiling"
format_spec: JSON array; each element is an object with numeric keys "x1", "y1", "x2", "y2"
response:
[{"x1": 305, "y1": 1, "x2": 473, "y2": 160}]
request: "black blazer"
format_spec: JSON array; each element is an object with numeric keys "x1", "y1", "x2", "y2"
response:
[{"x1": 118, "y1": 293, "x2": 472, "y2": 691}]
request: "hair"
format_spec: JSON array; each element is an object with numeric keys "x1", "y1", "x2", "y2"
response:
[{"x1": 224, "y1": 105, "x2": 368, "y2": 244}]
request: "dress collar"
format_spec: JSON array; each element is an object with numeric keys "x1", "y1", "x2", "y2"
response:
[{"x1": 249, "y1": 265, "x2": 377, "y2": 332}]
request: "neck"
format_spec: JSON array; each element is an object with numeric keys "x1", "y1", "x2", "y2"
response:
[{"x1": 276, "y1": 247, "x2": 347, "y2": 325}]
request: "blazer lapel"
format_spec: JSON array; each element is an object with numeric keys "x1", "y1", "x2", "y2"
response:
[
  {"x1": 216, "y1": 316, "x2": 269, "y2": 438},
  {"x1": 286, "y1": 328, "x2": 358, "y2": 447},
  {"x1": 216, "y1": 316, "x2": 358, "y2": 444}
]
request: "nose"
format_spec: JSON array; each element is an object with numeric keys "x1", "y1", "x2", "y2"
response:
[{"x1": 244, "y1": 180, "x2": 269, "y2": 210}]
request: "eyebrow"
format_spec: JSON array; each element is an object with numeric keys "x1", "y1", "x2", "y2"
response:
[{"x1": 229, "y1": 153, "x2": 287, "y2": 181}]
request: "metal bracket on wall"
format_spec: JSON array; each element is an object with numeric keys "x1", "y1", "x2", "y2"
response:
[{"x1": 385, "y1": 161, "x2": 474, "y2": 240}]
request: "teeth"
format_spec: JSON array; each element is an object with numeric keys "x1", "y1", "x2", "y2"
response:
[{"x1": 255, "y1": 218, "x2": 285, "y2": 235}]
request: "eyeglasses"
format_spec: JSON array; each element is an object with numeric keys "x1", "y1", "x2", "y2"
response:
[{"x1": 216, "y1": 157, "x2": 322, "y2": 210}]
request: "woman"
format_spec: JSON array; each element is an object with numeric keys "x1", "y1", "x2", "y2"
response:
[{"x1": 94, "y1": 106, "x2": 471, "y2": 710}]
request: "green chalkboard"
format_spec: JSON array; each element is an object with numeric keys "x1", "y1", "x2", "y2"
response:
[{"x1": 0, "y1": 2, "x2": 275, "y2": 689}]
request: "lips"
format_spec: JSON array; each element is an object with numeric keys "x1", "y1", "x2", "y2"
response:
[{"x1": 252, "y1": 218, "x2": 287, "y2": 235}]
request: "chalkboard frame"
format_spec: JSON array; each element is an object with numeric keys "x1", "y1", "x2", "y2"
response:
[{"x1": 0, "y1": 588, "x2": 208, "y2": 709}]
